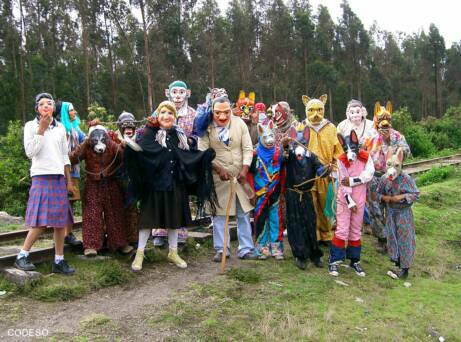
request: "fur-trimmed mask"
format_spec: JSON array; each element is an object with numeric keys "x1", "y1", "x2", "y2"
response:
[
  {"x1": 257, "y1": 120, "x2": 275, "y2": 149},
  {"x1": 234, "y1": 90, "x2": 255, "y2": 122},
  {"x1": 302, "y1": 94, "x2": 327, "y2": 125},
  {"x1": 384, "y1": 147, "x2": 404, "y2": 181},
  {"x1": 337, "y1": 130, "x2": 360, "y2": 162},
  {"x1": 88, "y1": 125, "x2": 108, "y2": 154}
]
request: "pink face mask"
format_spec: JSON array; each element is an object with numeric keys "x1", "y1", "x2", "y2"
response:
[{"x1": 348, "y1": 105, "x2": 363, "y2": 126}]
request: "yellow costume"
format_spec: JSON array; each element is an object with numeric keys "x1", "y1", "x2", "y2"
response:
[{"x1": 301, "y1": 95, "x2": 343, "y2": 242}]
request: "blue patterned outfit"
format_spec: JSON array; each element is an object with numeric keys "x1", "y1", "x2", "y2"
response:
[{"x1": 377, "y1": 173, "x2": 419, "y2": 268}]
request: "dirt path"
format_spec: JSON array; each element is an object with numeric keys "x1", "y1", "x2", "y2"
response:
[{"x1": 0, "y1": 255, "x2": 244, "y2": 340}]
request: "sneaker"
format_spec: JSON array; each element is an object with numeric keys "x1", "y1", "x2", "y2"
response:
[
  {"x1": 168, "y1": 249, "x2": 187, "y2": 269},
  {"x1": 351, "y1": 262, "x2": 366, "y2": 277},
  {"x1": 274, "y1": 254, "x2": 284, "y2": 261},
  {"x1": 64, "y1": 233, "x2": 82, "y2": 246},
  {"x1": 131, "y1": 250, "x2": 145, "y2": 271},
  {"x1": 14, "y1": 256, "x2": 36, "y2": 271},
  {"x1": 328, "y1": 263, "x2": 339, "y2": 276},
  {"x1": 295, "y1": 258, "x2": 307, "y2": 270},
  {"x1": 213, "y1": 252, "x2": 230, "y2": 263},
  {"x1": 313, "y1": 258, "x2": 324, "y2": 268},
  {"x1": 52, "y1": 260, "x2": 75, "y2": 275},
  {"x1": 153, "y1": 237, "x2": 165, "y2": 247},
  {"x1": 84, "y1": 248, "x2": 97, "y2": 257},
  {"x1": 239, "y1": 252, "x2": 259, "y2": 260}
]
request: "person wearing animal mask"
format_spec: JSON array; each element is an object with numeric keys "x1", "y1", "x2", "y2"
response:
[
  {"x1": 198, "y1": 94, "x2": 260, "y2": 262},
  {"x1": 69, "y1": 123, "x2": 133, "y2": 257},
  {"x1": 337, "y1": 99, "x2": 375, "y2": 146},
  {"x1": 327, "y1": 130, "x2": 374, "y2": 277},
  {"x1": 125, "y1": 101, "x2": 217, "y2": 271},
  {"x1": 112, "y1": 111, "x2": 140, "y2": 247},
  {"x1": 14, "y1": 93, "x2": 76, "y2": 275},
  {"x1": 152, "y1": 81, "x2": 198, "y2": 247},
  {"x1": 281, "y1": 126, "x2": 331, "y2": 270},
  {"x1": 249, "y1": 120, "x2": 284, "y2": 260},
  {"x1": 301, "y1": 94, "x2": 343, "y2": 245},
  {"x1": 364, "y1": 101, "x2": 411, "y2": 253},
  {"x1": 376, "y1": 147, "x2": 419, "y2": 279}
]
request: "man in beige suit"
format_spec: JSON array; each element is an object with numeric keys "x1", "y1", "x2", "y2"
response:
[{"x1": 198, "y1": 96, "x2": 258, "y2": 261}]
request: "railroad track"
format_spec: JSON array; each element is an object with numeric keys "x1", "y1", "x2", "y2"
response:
[
  {"x1": 403, "y1": 153, "x2": 461, "y2": 175},
  {"x1": 0, "y1": 217, "x2": 211, "y2": 269}
]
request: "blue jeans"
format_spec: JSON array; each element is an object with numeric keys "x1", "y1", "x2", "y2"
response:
[{"x1": 213, "y1": 198, "x2": 255, "y2": 258}]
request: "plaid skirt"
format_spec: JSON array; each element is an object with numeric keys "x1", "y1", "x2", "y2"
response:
[{"x1": 25, "y1": 175, "x2": 74, "y2": 228}]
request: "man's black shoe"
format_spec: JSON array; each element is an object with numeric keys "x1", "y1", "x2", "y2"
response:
[
  {"x1": 52, "y1": 260, "x2": 75, "y2": 275},
  {"x1": 14, "y1": 256, "x2": 36, "y2": 271},
  {"x1": 313, "y1": 258, "x2": 324, "y2": 268},
  {"x1": 64, "y1": 233, "x2": 82, "y2": 246},
  {"x1": 239, "y1": 252, "x2": 258, "y2": 260},
  {"x1": 295, "y1": 258, "x2": 307, "y2": 270}
]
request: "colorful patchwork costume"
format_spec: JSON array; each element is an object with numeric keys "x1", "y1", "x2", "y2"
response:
[
  {"x1": 364, "y1": 102, "x2": 410, "y2": 251},
  {"x1": 328, "y1": 130, "x2": 374, "y2": 277},
  {"x1": 377, "y1": 147, "x2": 419, "y2": 279},
  {"x1": 250, "y1": 120, "x2": 284, "y2": 259}
]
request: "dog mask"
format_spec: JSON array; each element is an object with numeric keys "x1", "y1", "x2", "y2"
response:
[
  {"x1": 88, "y1": 125, "x2": 108, "y2": 154},
  {"x1": 337, "y1": 130, "x2": 359, "y2": 162},
  {"x1": 384, "y1": 147, "x2": 404, "y2": 181},
  {"x1": 287, "y1": 122, "x2": 311, "y2": 160},
  {"x1": 257, "y1": 120, "x2": 275, "y2": 149}
]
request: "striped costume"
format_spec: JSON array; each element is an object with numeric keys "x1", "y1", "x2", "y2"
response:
[{"x1": 251, "y1": 145, "x2": 284, "y2": 257}]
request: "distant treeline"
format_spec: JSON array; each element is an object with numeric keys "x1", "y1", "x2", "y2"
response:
[{"x1": 1, "y1": 0, "x2": 460, "y2": 133}]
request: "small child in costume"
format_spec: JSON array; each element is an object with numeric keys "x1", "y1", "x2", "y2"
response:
[
  {"x1": 328, "y1": 130, "x2": 374, "y2": 277},
  {"x1": 250, "y1": 120, "x2": 284, "y2": 260},
  {"x1": 377, "y1": 147, "x2": 419, "y2": 279}
]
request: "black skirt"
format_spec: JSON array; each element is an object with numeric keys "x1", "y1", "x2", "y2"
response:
[{"x1": 139, "y1": 182, "x2": 191, "y2": 229}]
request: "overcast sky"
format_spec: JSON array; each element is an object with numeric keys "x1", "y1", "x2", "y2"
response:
[{"x1": 217, "y1": 0, "x2": 460, "y2": 47}]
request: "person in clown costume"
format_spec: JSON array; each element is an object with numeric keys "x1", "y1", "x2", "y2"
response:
[
  {"x1": 337, "y1": 99, "x2": 375, "y2": 146},
  {"x1": 301, "y1": 94, "x2": 342, "y2": 245},
  {"x1": 152, "y1": 80, "x2": 197, "y2": 247}
]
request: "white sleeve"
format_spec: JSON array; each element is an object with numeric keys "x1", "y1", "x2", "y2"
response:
[
  {"x1": 349, "y1": 156, "x2": 375, "y2": 186},
  {"x1": 61, "y1": 127, "x2": 71, "y2": 166},
  {"x1": 24, "y1": 122, "x2": 44, "y2": 159}
]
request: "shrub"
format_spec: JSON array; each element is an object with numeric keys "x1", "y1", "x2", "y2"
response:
[
  {"x1": 392, "y1": 108, "x2": 436, "y2": 157},
  {"x1": 0, "y1": 121, "x2": 30, "y2": 216},
  {"x1": 416, "y1": 165, "x2": 456, "y2": 187}
]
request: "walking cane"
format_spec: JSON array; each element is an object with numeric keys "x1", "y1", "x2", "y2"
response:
[{"x1": 220, "y1": 177, "x2": 236, "y2": 274}]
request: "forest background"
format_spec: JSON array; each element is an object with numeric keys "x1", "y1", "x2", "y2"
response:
[{"x1": 0, "y1": 0, "x2": 461, "y2": 216}]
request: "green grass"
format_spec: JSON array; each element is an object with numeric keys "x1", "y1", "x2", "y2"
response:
[
  {"x1": 415, "y1": 165, "x2": 456, "y2": 187},
  {"x1": 145, "y1": 170, "x2": 461, "y2": 341},
  {"x1": 0, "y1": 223, "x2": 23, "y2": 233}
]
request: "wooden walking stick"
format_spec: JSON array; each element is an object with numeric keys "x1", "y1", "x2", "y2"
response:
[{"x1": 220, "y1": 177, "x2": 236, "y2": 274}]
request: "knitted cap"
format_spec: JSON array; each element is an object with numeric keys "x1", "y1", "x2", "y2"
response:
[{"x1": 168, "y1": 80, "x2": 188, "y2": 91}]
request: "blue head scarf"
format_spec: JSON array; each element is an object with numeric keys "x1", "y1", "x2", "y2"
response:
[{"x1": 60, "y1": 102, "x2": 81, "y2": 133}]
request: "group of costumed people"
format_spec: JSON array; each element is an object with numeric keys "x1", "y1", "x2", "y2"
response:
[{"x1": 14, "y1": 81, "x2": 419, "y2": 280}]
